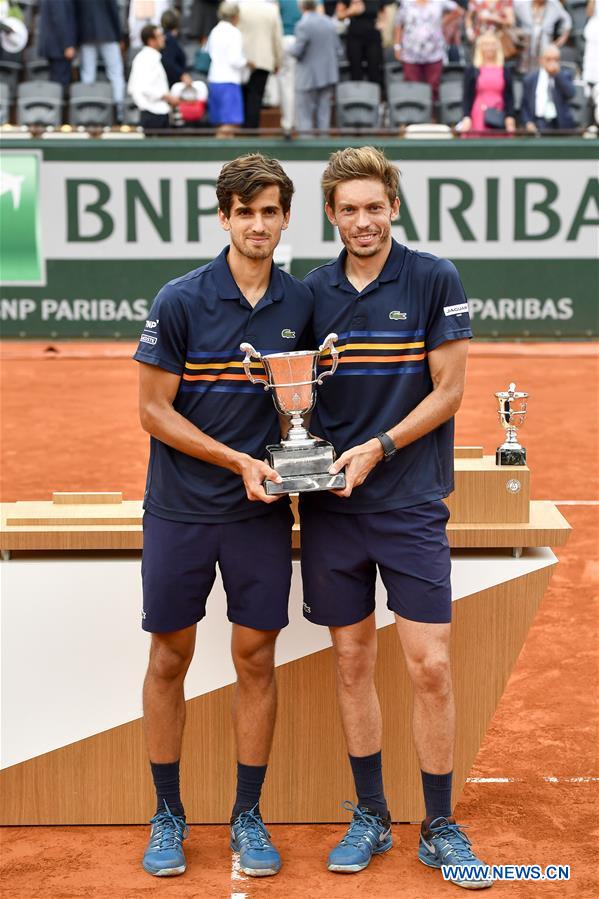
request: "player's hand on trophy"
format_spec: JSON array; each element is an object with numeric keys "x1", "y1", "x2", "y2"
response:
[
  {"x1": 328, "y1": 439, "x2": 384, "y2": 498},
  {"x1": 238, "y1": 456, "x2": 283, "y2": 503}
]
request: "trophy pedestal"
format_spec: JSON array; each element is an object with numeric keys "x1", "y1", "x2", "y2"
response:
[
  {"x1": 496, "y1": 446, "x2": 527, "y2": 466},
  {"x1": 265, "y1": 440, "x2": 346, "y2": 495}
]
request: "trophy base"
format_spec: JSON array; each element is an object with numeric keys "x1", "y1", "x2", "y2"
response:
[
  {"x1": 264, "y1": 440, "x2": 346, "y2": 495},
  {"x1": 496, "y1": 446, "x2": 527, "y2": 466}
]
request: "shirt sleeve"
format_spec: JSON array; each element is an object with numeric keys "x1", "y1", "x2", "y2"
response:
[
  {"x1": 425, "y1": 258, "x2": 473, "y2": 351},
  {"x1": 132, "y1": 283, "x2": 188, "y2": 375}
]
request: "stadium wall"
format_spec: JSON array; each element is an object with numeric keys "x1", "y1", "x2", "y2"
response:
[{"x1": 1, "y1": 138, "x2": 597, "y2": 338}]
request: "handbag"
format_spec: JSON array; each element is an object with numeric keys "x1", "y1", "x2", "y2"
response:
[
  {"x1": 484, "y1": 108, "x2": 506, "y2": 129},
  {"x1": 178, "y1": 86, "x2": 206, "y2": 123},
  {"x1": 193, "y1": 49, "x2": 211, "y2": 75}
]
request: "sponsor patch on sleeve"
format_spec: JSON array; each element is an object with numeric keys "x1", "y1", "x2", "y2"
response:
[{"x1": 443, "y1": 303, "x2": 469, "y2": 317}]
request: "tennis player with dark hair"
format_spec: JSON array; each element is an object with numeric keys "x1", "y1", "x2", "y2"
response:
[
  {"x1": 300, "y1": 146, "x2": 493, "y2": 889},
  {"x1": 134, "y1": 154, "x2": 312, "y2": 878}
]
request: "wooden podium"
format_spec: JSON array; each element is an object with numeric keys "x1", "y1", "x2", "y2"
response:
[{"x1": 0, "y1": 449, "x2": 569, "y2": 824}]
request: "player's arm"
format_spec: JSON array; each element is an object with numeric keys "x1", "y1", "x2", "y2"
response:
[
  {"x1": 329, "y1": 338, "x2": 469, "y2": 497},
  {"x1": 138, "y1": 362, "x2": 282, "y2": 502}
]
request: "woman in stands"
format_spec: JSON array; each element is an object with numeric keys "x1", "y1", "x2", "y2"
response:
[
  {"x1": 206, "y1": 1, "x2": 246, "y2": 137},
  {"x1": 393, "y1": 0, "x2": 463, "y2": 103},
  {"x1": 459, "y1": 30, "x2": 515, "y2": 133}
]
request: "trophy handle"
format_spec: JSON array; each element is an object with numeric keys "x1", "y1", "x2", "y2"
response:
[
  {"x1": 316, "y1": 332, "x2": 339, "y2": 383},
  {"x1": 240, "y1": 342, "x2": 270, "y2": 389}
]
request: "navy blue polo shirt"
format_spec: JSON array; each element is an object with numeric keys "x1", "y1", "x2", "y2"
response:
[
  {"x1": 304, "y1": 239, "x2": 472, "y2": 514},
  {"x1": 133, "y1": 247, "x2": 314, "y2": 523}
]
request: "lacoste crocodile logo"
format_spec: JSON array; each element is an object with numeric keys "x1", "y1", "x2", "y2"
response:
[
  {"x1": 389, "y1": 311, "x2": 407, "y2": 320},
  {"x1": 281, "y1": 329, "x2": 296, "y2": 338}
]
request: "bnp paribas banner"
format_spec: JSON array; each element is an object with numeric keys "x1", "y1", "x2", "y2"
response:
[{"x1": 1, "y1": 139, "x2": 597, "y2": 338}]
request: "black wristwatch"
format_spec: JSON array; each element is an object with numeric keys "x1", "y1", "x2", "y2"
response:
[{"x1": 375, "y1": 431, "x2": 398, "y2": 462}]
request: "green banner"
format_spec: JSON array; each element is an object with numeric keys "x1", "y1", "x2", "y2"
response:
[
  {"x1": 0, "y1": 151, "x2": 43, "y2": 285},
  {"x1": 1, "y1": 138, "x2": 597, "y2": 338}
]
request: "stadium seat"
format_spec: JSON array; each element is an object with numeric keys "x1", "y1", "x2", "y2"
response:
[
  {"x1": 568, "y1": 83, "x2": 592, "y2": 129},
  {"x1": 0, "y1": 79, "x2": 10, "y2": 125},
  {"x1": 559, "y1": 45, "x2": 581, "y2": 67},
  {"x1": 17, "y1": 80, "x2": 63, "y2": 127},
  {"x1": 335, "y1": 81, "x2": 381, "y2": 128},
  {"x1": 0, "y1": 60, "x2": 22, "y2": 100},
  {"x1": 560, "y1": 61, "x2": 579, "y2": 80},
  {"x1": 24, "y1": 46, "x2": 51, "y2": 81},
  {"x1": 123, "y1": 94, "x2": 140, "y2": 126},
  {"x1": 442, "y1": 63, "x2": 466, "y2": 84},
  {"x1": 388, "y1": 81, "x2": 433, "y2": 127},
  {"x1": 438, "y1": 81, "x2": 463, "y2": 126},
  {"x1": 69, "y1": 82, "x2": 114, "y2": 127},
  {"x1": 384, "y1": 61, "x2": 403, "y2": 94}
]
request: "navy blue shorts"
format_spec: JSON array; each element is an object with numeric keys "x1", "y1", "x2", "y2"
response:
[
  {"x1": 141, "y1": 505, "x2": 293, "y2": 633},
  {"x1": 299, "y1": 501, "x2": 451, "y2": 626}
]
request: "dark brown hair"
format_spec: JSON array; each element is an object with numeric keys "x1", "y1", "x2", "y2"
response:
[
  {"x1": 216, "y1": 154, "x2": 294, "y2": 217},
  {"x1": 321, "y1": 146, "x2": 400, "y2": 208}
]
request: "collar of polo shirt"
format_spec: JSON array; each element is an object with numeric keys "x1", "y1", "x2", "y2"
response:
[
  {"x1": 211, "y1": 247, "x2": 283, "y2": 304},
  {"x1": 330, "y1": 240, "x2": 406, "y2": 290}
]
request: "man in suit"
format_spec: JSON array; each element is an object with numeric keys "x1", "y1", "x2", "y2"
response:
[
  {"x1": 238, "y1": 0, "x2": 285, "y2": 128},
  {"x1": 291, "y1": 0, "x2": 341, "y2": 132},
  {"x1": 37, "y1": 0, "x2": 77, "y2": 87},
  {"x1": 521, "y1": 44, "x2": 576, "y2": 132}
]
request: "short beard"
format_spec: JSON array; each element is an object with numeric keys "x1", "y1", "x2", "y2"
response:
[
  {"x1": 230, "y1": 232, "x2": 274, "y2": 260},
  {"x1": 341, "y1": 228, "x2": 389, "y2": 258}
]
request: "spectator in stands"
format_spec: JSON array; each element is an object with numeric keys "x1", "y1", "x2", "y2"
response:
[
  {"x1": 514, "y1": 0, "x2": 571, "y2": 73},
  {"x1": 160, "y1": 8, "x2": 192, "y2": 87},
  {"x1": 37, "y1": 0, "x2": 76, "y2": 88},
  {"x1": 238, "y1": 0, "x2": 284, "y2": 129},
  {"x1": 465, "y1": 0, "x2": 514, "y2": 43},
  {"x1": 206, "y1": 1, "x2": 246, "y2": 137},
  {"x1": 189, "y1": 0, "x2": 221, "y2": 47},
  {"x1": 292, "y1": 0, "x2": 340, "y2": 132},
  {"x1": 278, "y1": 0, "x2": 302, "y2": 136},
  {"x1": 128, "y1": 23, "x2": 180, "y2": 130},
  {"x1": 459, "y1": 31, "x2": 515, "y2": 132},
  {"x1": 75, "y1": 0, "x2": 126, "y2": 122},
  {"x1": 129, "y1": 0, "x2": 170, "y2": 49},
  {"x1": 394, "y1": 0, "x2": 463, "y2": 103},
  {"x1": 521, "y1": 42, "x2": 576, "y2": 132},
  {"x1": 337, "y1": 0, "x2": 384, "y2": 86}
]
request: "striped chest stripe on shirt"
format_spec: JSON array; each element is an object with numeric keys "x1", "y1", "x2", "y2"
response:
[
  {"x1": 319, "y1": 330, "x2": 427, "y2": 376},
  {"x1": 180, "y1": 350, "x2": 273, "y2": 394}
]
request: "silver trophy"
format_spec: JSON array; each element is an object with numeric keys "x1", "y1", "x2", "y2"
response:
[
  {"x1": 240, "y1": 334, "x2": 346, "y2": 494},
  {"x1": 495, "y1": 382, "x2": 528, "y2": 466}
]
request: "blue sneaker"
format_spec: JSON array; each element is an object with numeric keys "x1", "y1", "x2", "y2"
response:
[
  {"x1": 418, "y1": 816, "x2": 493, "y2": 889},
  {"x1": 230, "y1": 805, "x2": 281, "y2": 876},
  {"x1": 327, "y1": 801, "x2": 393, "y2": 873},
  {"x1": 142, "y1": 801, "x2": 188, "y2": 877}
]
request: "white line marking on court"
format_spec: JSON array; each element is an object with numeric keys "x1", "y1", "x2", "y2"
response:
[
  {"x1": 467, "y1": 777, "x2": 516, "y2": 783},
  {"x1": 231, "y1": 894, "x2": 247, "y2": 899},
  {"x1": 467, "y1": 776, "x2": 599, "y2": 784},
  {"x1": 231, "y1": 854, "x2": 248, "y2": 881}
]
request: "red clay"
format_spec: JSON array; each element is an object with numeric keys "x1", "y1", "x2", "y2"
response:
[{"x1": 0, "y1": 341, "x2": 598, "y2": 898}]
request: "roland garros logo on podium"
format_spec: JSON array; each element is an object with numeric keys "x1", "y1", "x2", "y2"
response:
[{"x1": 0, "y1": 151, "x2": 45, "y2": 286}]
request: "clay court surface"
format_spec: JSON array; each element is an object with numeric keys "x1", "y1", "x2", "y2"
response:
[{"x1": 0, "y1": 340, "x2": 597, "y2": 898}]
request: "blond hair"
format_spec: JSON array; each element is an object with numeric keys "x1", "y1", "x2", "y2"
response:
[
  {"x1": 473, "y1": 32, "x2": 504, "y2": 68},
  {"x1": 216, "y1": 154, "x2": 294, "y2": 216},
  {"x1": 321, "y1": 146, "x2": 400, "y2": 209}
]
